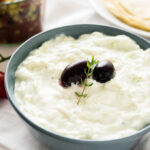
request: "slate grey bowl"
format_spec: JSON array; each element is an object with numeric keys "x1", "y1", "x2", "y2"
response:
[{"x1": 5, "y1": 24, "x2": 150, "y2": 150}]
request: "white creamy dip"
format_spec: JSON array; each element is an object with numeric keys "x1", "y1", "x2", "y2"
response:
[{"x1": 15, "y1": 32, "x2": 150, "y2": 140}]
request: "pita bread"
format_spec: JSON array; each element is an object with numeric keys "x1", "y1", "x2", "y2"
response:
[{"x1": 104, "y1": 0, "x2": 150, "y2": 31}]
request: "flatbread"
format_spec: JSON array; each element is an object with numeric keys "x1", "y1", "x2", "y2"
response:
[
  {"x1": 119, "y1": 0, "x2": 150, "y2": 19},
  {"x1": 104, "y1": 0, "x2": 150, "y2": 31}
]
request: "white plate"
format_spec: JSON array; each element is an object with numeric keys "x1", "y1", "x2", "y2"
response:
[{"x1": 89, "y1": 0, "x2": 150, "y2": 38}]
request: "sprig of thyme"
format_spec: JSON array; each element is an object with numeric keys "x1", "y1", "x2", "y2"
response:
[
  {"x1": 0, "y1": 53, "x2": 11, "y2": 63},
  {"x1": 75, "y1": 56, "x2": 98, "y2": 104}
]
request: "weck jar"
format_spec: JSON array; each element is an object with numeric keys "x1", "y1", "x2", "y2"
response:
[{"x1": 0, "y1": 0, "x2": 44, "y2": 43}]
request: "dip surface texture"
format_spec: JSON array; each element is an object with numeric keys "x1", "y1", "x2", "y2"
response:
[{"x1": 15, "y1": 32, "x2": 150, "y2": 140}]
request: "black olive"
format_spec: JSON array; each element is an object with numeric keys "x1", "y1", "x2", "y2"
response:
[
  {"x1": 93, "y1": 60, "x2": 115, "y2": 83},
  {"x1": 60, "y1": 60, "x2": 88, "y2": 87}
]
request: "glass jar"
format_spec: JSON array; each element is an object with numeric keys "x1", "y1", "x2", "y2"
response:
[{"x1": 0, "y1": 0, "x2": 44, "y2": 43}]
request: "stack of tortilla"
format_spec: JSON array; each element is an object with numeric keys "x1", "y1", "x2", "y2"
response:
[{"x1": 104, "y1": 0, "x2": 150, "y2": 31}]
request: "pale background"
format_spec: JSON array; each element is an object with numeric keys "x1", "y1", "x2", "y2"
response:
[{"x1": 0, "y1": 0, "x2": 150, "y2": 150}]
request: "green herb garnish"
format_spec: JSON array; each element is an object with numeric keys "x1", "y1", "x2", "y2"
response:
[
  {"x1": 0, "y1": 53, "x2": 11, "y2": 63},
  {"x1": 75, "y1": 56, "x2": 98, "y2": 104}
]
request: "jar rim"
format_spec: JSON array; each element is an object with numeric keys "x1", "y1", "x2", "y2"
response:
[{"x1": 0, "y1": 0, "x2": 25, "y2": 6}]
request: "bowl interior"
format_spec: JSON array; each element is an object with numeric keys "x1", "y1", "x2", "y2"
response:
[{"x1": 5, "y1": 24, "x2": 150, "y2": 142}]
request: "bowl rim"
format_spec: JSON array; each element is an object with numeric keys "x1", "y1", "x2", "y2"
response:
[{"x1": 5, "y1": 24, "x2": 150, "y2": 144}]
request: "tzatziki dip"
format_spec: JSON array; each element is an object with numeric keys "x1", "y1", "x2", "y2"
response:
[{"x1": 15, "y1": 32, "x2": 150, "y2": 140}]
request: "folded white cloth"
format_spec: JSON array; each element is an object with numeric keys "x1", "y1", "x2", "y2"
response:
[
  {"x1": 0, "y1": 100, "x2": 48, "y2": 150},
  {"x1": 0, "y1": 0, "x2": 150, "y2": 150}
]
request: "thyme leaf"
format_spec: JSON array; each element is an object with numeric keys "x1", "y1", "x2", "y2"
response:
[{"x1": 75, "y1": 56, "x2": 98, "y2": 104}]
